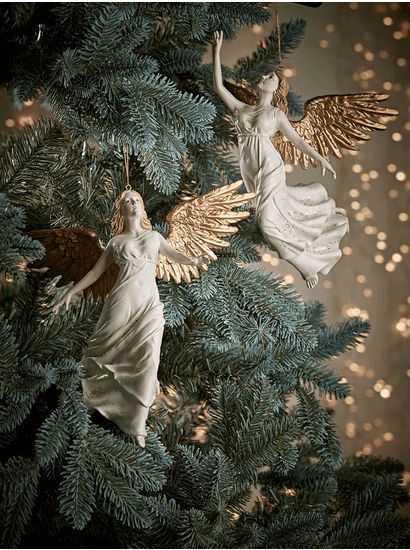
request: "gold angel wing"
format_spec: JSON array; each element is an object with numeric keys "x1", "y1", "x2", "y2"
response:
[
  {"x1": 272, "y1": 93, "x2": 399, "y2": 169},
  {"x1": 156, "y1": 180, "x2": 255, "y2": 284},
  {"x1": 28, "y1": 228, "x2": 119, "y2": 299}
]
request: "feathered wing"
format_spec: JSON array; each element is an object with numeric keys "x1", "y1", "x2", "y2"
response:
[
  {"x1": 223, "y1": 80, "x2": 257, "y2": 105},
  {"x1": 29, "y1": 228, "x2": 118, "y2": 299},
  {"x1": 272, "y1": 93, "x2": 398, "y2": 169},
  {"x1": 156, "y1": 180, "x2": 255, "y2": 284}
]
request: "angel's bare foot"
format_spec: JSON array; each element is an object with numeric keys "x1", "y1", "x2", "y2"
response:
[
  {"x1": 135, "y1": 434, "x2": 146, "y2": 448},
  {"x1": 335, "y1": 207, "x2": 347, "y2": 216},
  {"x1": 305, "y1": 274, "x2": 319, "y2": 289}
]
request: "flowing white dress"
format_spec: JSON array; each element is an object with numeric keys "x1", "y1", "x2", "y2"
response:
[
  {"x1": 81, "y1": 230, "x2": 164, "y2": 437},
  {"x1": 236, "y1": 105, "x2": 349, "y2": 279}
]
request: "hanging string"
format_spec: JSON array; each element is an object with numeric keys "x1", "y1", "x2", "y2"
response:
[
  {"x1": 123, "y1": 143, "x2": 131, "y2": 191},
  {"x1": 275, "y1": 3, "x2": 283, "y2": 71}
]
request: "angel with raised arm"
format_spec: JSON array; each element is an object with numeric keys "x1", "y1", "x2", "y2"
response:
[
  {"x1": 212, "y1": 30, "x2": 397, "y2": 288},
  {"x1": 32, "y1": 181, "x2": 254, "y2": 447}
]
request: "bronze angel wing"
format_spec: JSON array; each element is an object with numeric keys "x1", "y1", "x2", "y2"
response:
[
  {"x1": 29, "y1": 227, "x2": 118, "y2": 299},
  {"x1": 223, "y1": 80, "x2": 257, "y2": 105},
  {"x1": 156, "y1": 180, "x2": 255, "y2": 284},
  {"x1": 272, "y1": 93, "x2": 398, "y2": 169}
]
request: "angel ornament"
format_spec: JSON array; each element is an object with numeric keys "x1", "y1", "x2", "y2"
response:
[
  {"x1": 33, "y1": 181, "x2": 253, "y2": 447},
  {"x1": 213, "y1": 31, "x2": 397, "y2": 288}
]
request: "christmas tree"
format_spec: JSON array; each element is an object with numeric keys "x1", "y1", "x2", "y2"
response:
[{"x1": 0, "y1": 3, "x2": 408, "y2": 548}]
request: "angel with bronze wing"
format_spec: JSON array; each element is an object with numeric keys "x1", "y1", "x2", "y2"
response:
[
  {"x1": 31, "y1": 181, "x2": 254, "y2": 447},
  {"x1": 213, "y1": 30, "x2": 397, "y2": 288}
]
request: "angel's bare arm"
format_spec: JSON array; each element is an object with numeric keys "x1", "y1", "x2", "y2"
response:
[
  {"x1": 54, "y1": 241, "x2": 114, "y2": 311},
  {"x1": 276, "y1": 109, "x2": 336, "y2": 177},
  {"x1": 159, "y1": 234, "x2": 207, "y2": 266},
  {"x1": 213, "y1": 31, "x2": 247, "y2": 113}
]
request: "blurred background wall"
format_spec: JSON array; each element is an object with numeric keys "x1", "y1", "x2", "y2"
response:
[{"x1": 1, "y1": 0, "x2": 409, "y2": 506}]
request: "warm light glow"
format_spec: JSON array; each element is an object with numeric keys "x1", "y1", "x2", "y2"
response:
[
  {"x1": 365, "y1": 225, "x2": 378, "y2": 235},
  {"x1": 396, "y1": 171, "x2": 406, "y2": 181},
  {"x1": 283, "y1": 274, "x2": 295, "y2": 284},
  {"x1": 345, "y1": 396, "x2": 355, "y2": 405},
  {"x1": 356, "y1": 343, "x2": 366, "y2": 353},
  {"x1": 325, "y1": 23, "x2": 335, "y2": 33},
  {"x1": 319, "y1": 40, "x2": 329, "y2": 49},
  {"x1": 342, "y1": 246, "x2": 352, "y2": 255},
  {"x1": 392, "y1": 132, "x2": 402, "y2": 142},
  {"x1": 380, "y1": 388, "x2": 391, "y2": 398},
  {"x1": 356, "y1": 275, "x2": 366, "y2": 283},
  {"x1": 374, "y1": 254, "x2": 384, "y2": 264},
  {"x1": 349, "y1": 189, "x2": 360, "y2": 197},
  {"x1": 323, "y1": 280, "x2": 332, "y2": 289},
  {"x1": 383, "y1": 432, "x2": 394, "y2": 441},
  {"x1": 351, "y1": 201, "x2": 361, "y2": 210},
  {"x1": 353, "y1": 43, "x2": 364, "y2": 52},
  {"x1": 388, "y1": 189, "x2": 399, "y2": 198},
  {"x1": 364, "y1": 51, "x2": 374, "y2": 61},
  {"x1": 377, "y1": 232, "x2": 387, "y2": 240},
  {"x1": 5, "y1": 118, "x2": 15, "y2": 128},
  {"x1": 387, "y1": 163, "x2": 397, "y2": 173},
  {"x1": 252, "y1": 24, "x2": 263, "y2": 35},
  {"x1": 363, "y1": 422, "x2": 372, "y2": 431},
  {"x1": 376, "y1": 241, "x2": 387, "y2": 250},
  {"x1": 352, "y1": 164, "x2": 362, "y2": 173},
  {"x1": 383, "y1": 16, "x2": 393, "y2": 26},
  {"x1": 392, "y1": 253, "x2": 402, "y2": 262},
  {"x1": 363, "y1": 444, "x2": 373, "y2": 455},
  {"x1": 385, "y1": 262, "x2": 396, "y2": 272},
  {"x1": 363, "y1": 288, "x2": 373, "y2": 298},
  {"x1": 396, "y1": 57, "x2": 407, "y2": 67},
  {"x1": 400, "y1": 245, "x2": 409, "y2": 253},
  {"x1": 369, "y1": 170, "x2": 379, "y2": 179},
  {"x1": 398, "y1": 212, "x2": 409, "y2": 222}
]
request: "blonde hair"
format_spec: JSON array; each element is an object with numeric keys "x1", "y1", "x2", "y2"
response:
[
  {"x1": 271, "y1": 71, "x2": 289, "y2": 115},
  {"x1": 111, "y1": 189, "x2": 152, "y2": 236}
]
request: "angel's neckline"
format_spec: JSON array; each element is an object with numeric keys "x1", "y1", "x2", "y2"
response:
[{"x1": 115, "y1": 230, "x2": 152, "y2": 241}]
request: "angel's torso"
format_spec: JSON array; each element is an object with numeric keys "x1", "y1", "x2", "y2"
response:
[
  {"x1": 235, "y1": 105, "x2": 279, "y2": 137},
  {"x1": 111, "y1": 230, "x2": 160, "y2": 268}
]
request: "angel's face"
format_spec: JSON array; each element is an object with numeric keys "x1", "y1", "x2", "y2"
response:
[
  {"x1": 121, "y1": 192, "x2": 142, "y2": 219},
  {"x1": 257, "y1": 72, "x2": 279, "y2": 94}
]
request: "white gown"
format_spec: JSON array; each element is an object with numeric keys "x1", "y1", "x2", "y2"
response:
[
  {"x1": 81, "y1": 230, "x2": 164, "y2": 437},
  {"x1": 236, "y1": 105, "x2": 349, "y2": 279}
]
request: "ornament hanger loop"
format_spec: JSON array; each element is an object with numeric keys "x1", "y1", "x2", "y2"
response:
[
  {"x1": 123, "y1": 143, "x2": 131, "y2": 190},
  {"x1": 275, "y1": 2, "x2": 284, "y2": 70}
]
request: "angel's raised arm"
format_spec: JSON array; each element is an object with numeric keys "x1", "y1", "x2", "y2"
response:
[
  {"x1": 158, "y1": 234, "x2": 207, "y2": 266},
  {"x1": 213, "y1": 31, "x2": 247, "y2": 113}
]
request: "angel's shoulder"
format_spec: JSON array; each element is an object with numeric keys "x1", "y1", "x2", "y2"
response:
[{"x1": 149, "y1": 229, "x2": 165, "y2": 243}]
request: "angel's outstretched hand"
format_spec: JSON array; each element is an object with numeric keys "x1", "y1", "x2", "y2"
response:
[
  {"x1": 213, "y1": 30, "x2": 223, "y2": 52},
  {"x1": 193, "y1": 255, "x2": 210, "y2": 267},
  {"x1": 320, "y1": 158, "x2": 336, "y2": 179},
  {"x1": 53, "y1": 290, "x2": 75, "y2": 315}
]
